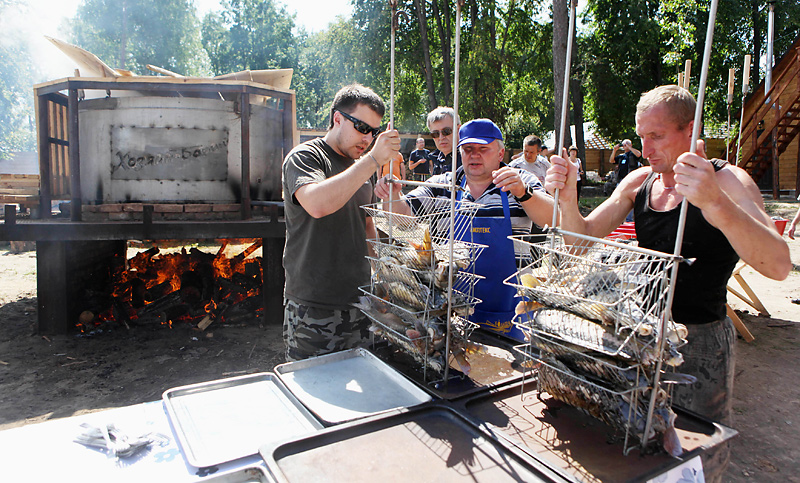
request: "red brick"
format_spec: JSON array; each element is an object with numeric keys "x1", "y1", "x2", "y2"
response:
[
  {"x1": 212, "y1": 204, "x2": 241, "y2": 212},
  {"x1": 98, "y1": 204, "x2": 124, "y2": 213},
  {"x1": 153, "y1": 204, "x2": 184, "y2": 213},
  {"x1": 184, "y1": 204, "x2": 213, "y2": 213},
  {"x1": 122, "y1": 204, "x2": 144, "y2": 212},
  {"x1": 108, "y1": 212, "x2": 133, "y2": 221}
]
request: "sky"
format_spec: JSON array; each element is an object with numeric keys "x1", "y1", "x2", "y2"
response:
[{"x1": 5, "y1": 0, "x2": 353, "y2": 80}]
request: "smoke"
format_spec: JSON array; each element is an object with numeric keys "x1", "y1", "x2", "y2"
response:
[{"x1": 0, "y1": 0, "x2": 83, "y2": 83}]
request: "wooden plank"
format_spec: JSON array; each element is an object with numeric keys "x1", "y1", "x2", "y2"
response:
[
  {"x1": 0, "y1": 181, "x2": 40, "y2": 188},
  {"x1": 0, "y1": 188, "x2": 39, "y2": 195},
  {"x1": 45, "y1": 36, "x2": 119, "y2": 78},
  {"x1": 0, "y1": 174, "x2": 40, "y2": 180},
  {"x1": 727, "y1": 304, "x2": 755, "y2": 342},
  {"x1": 0, "y1": 195, "x2": 39, "y2": 202}
]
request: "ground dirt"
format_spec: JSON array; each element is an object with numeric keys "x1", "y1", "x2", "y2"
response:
[{"x1": 0, "y1": 201, "x2": 798, "y2": 482}]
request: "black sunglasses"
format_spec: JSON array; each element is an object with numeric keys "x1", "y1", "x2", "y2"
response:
[
  {"x1": 430, "y1": 127, "x2": 453, "y2": 139},
  {"x1": 337, "y1": 110, "x2": 382, "y2": 138}
]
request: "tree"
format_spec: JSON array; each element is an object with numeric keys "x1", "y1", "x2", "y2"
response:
[
  {"x1": 552, "y1": 0, "x2": 569, "y2": 147},
  {"x1": 584, "y1": 0, "x2": 662, "y2": 142},
  {"x1": 67, "y1": 0, "x2": 212, "y2": 76},
  {"x1": 0, "y1": 0, "x2": 37, "y2": 158},
  {"x1": 202, "y1": 0, "x2": 299, "y2": 74}
]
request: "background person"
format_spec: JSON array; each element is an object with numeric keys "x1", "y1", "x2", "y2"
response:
[
  {"x1": 376, "y1": 119, "x2": 553, "y2": 341},
  {"x1": 427, "y1": 106, "x2": 461, "y2": 175},
  {"x1": 609, "y1": 138, "x2": 642, "y2": 182},
  {"x1": 545, "y1": 84, "x2": 791, "y2": 482},
  {"x1": 568, "y1": 145, "x2": 584, "y2": 200},
  {"x1": 788, "y1": 193, "x2": 800, "y2": 240},
  {"x1": 408, "y1": 137, "x2": 431, "y2": 181},
  {"x1": 381, "y1": 152, "x2": 405, "y2": 180},
  {"x1": 282, "y1": 83, "x2": 401, "y2": 361},
  {"x1": 509, "y1": 135, "x2": 550, "y2": 185}
]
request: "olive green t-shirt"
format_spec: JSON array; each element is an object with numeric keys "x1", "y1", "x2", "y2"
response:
[{"x1": 282, "y1": 138, "x2": 375, "y2": 310}]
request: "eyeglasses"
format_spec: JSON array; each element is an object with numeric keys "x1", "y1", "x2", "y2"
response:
[
  {"x1": 337, "y1": 110, "x2": 382, "y2": 138},
  {"x1": 430, "y1": 127, "x2": 453, "y2": 139}
]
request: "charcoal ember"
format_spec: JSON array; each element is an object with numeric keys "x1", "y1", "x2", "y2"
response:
[{"x1": 144, "y1": 280, "x2": 174, "y2": 302}]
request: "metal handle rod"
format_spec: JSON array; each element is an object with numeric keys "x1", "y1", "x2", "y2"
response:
[
  {"x1": 549, "y1": 0, "x2": 578, "y2": 237},
  {"x1": 444, "y1": 0, "x2": 464, "y2": 387},
  {"x1": 643, "y1": 0, "x2": 720, "y2": 452},
  {"x1": 388, "y1": 178, "x2": 465, "y2": 191},
  {"x1": 386, "y1": 0, "x2": 399, "y2": 243},
  {"x1": 735, "y1": 86, "x2": 750, "y2": 166}
]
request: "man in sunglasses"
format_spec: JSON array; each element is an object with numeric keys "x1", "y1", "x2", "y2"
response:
[
  {"x1": 282, "y1": 83, "x2": 401, "y2": 361},
  {"x1": 375, "y1": 118, "x2": 553, "y2": 342},
  {"x1": 427, "y1": 106, "x2": 462, "y2": 175}
]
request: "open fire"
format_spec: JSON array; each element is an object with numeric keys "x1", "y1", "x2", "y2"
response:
[{"x1": 77, "y1": 239, "x2": 265, "y2": 334}]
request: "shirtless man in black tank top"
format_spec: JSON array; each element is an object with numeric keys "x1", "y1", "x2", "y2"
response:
[{"x1": 545, "y1": 85, "x2": 790, "y2": 482}]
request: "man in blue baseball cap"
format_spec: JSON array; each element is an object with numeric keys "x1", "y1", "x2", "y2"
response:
[{"x1": 375, "y1": 118, "x2": 553, "y2": 341}]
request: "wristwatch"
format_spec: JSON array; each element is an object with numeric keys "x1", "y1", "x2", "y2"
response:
[{"x1": 514, "y1": 184, "x2": 535, "y2": 203}]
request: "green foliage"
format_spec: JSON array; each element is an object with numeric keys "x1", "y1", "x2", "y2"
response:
[
  {"x1": 584, "y1": 0, "x2": 800, "y2": 143},
  {"x1": 584, "y1": 0, "x2": 662, "y2": 142},
  {"x1": 67, "y1": 0, "x2": 212, "y2": 76},
  {"x1": 0, "y1": 2, "x2": 37, "y2": 158},
  {"x1": 16, "y1": 0, "x2": 800, "y2": 156},
  {"x1": 202, "y1": 0, "x2": 299, "y2": 74}
]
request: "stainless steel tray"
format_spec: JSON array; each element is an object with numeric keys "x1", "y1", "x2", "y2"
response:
[
  {"x1": 260, "y1": 404, "x2": 569, "y2": 482},
  {"x1": 458, "y1": 379, "x2": 738, "y2": 482},
  {"x1": 192, "y1": 465, "x2": 273, "y2": 483},
  {"x1": 163, "y1": 372, "x2": 323, "y2": 468},
  {"x1": 274, "y1": 348, "x2": 433, "y2": 425}
]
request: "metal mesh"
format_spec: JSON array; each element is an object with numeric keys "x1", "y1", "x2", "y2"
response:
[
  {"x1": 535, "y1": 355, "x2": 661, "y2": 451},
  {"x1": 362, "y1": 196, "x2": 483, "y2": 243},
  {"x1": 506, "y1": 233, "x2": 680, "y2": 344},
  {"x1": 358, "y1": 197, "x2": 485, "y2": 378},
  {"x1": 509, "y1": 230, "x2": 684, "y2": 455}
]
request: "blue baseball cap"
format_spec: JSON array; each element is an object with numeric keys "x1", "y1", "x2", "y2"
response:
[{"x1": 458, "y1": 119, "x2": 503, "y2": 147}]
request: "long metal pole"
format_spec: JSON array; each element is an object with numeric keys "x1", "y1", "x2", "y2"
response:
[
  {"x1": 765, "y1": 2, "x2": 774, "y2": 99},
  {"x1": 726, "y1": 68, "x2": 734, "y2": 164},
  {"x1": 736, "y1": 55, "x2": 751, "y2": 166},
  {"x1": 549, "y1": 0, "x2": 577, "y2": 233},
  {"x1": 444, "y1": 0, "x2": 464, "y2": 386},
  {"x1": 387, "y1": 0, "x2": 398, "y2": 242},
  {"x1": 643, "y1": 0, "x2": 720, "y2": 452}
]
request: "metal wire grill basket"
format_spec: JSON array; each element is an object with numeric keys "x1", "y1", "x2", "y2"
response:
[
  {"x1": 534, "y1": 355, "x2": 669, "y2": 453},
  {"x1": 513, "y1": 334, "x2": 645, "y2": 391},
  {"x1": 367, "y1": 253, "x2": 483, "y2": 315},
  {"x1": 505, "y1": 232, "x2": 683, "y2": 347},
  {"x1": 357, "y1": 287, "x2": 478, "y2": 375},
  {"x1": 358, "y1": 196, "x2": 486, "y2": 380},
  {"x1": 508, "y1": 229, "x2": 686, "y2": 455},
  {"x1": 362, "y1": 196, "x2": 483, "y2": 243}
]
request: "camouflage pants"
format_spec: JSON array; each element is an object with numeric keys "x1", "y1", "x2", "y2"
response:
[
  {"x1": 283, "y1": 299, "x2": 371, "y2": 362},
  {"x1": 671, "y1": 317, "x2": 735, "y2": 483}
]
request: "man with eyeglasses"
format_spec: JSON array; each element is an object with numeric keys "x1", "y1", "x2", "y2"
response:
[
  {"x1": 375, "y1": 118, "x2": 553, "y2": 341},
  {"x1": 427, "y1": 106, "x2": 462, "y2": 175},
  {"x1": 282, "y1": 83, "x2": 401, "y2": 361}
]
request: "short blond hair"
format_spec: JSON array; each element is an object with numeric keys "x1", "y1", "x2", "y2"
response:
[{"x1": 636, "y1": 85, "x2": 695, "y2": 128}]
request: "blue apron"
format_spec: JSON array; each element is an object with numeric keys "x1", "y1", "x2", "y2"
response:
[{"x1": 456, "y1": 178, "x2": 525, "y2": 341}]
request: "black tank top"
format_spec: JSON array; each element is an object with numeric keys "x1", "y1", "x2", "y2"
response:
[{"x1": 633, "y1": 159, "x2": 739, "y2": 324}]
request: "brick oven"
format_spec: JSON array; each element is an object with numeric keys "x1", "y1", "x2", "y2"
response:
[{"x1": 0, "y1": 76, "x2": 295, "y2": 333}]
